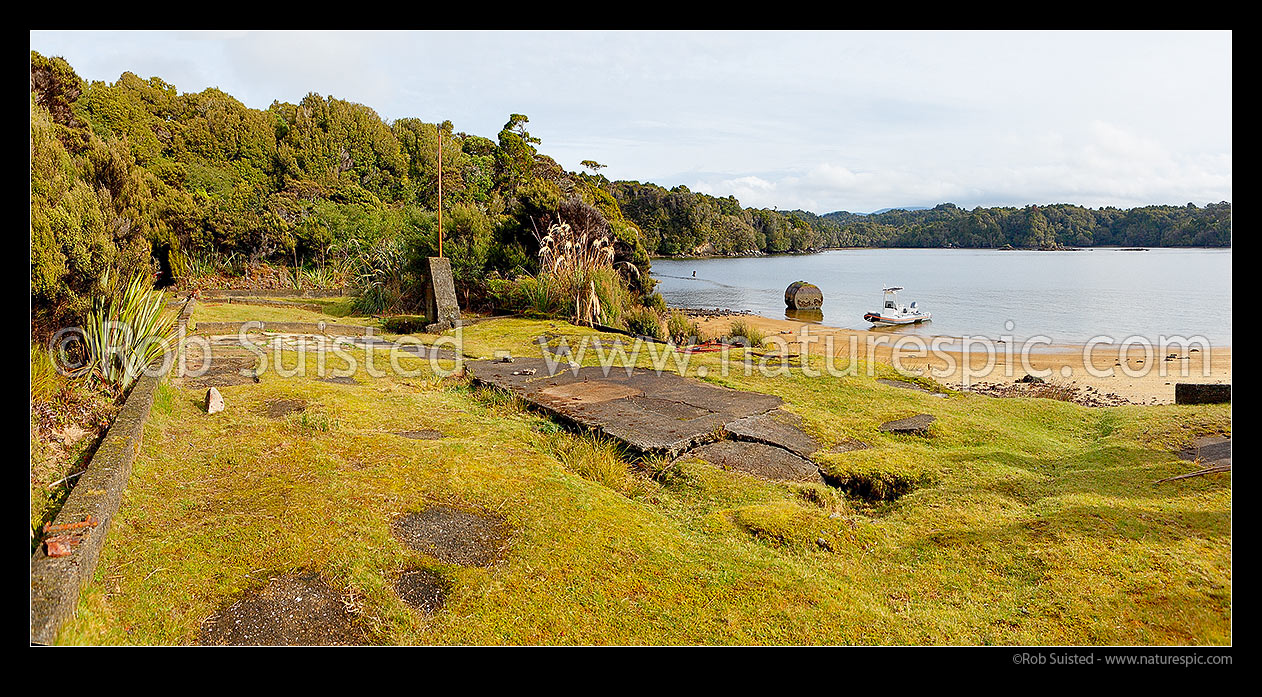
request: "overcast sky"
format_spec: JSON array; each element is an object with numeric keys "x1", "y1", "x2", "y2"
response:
[{"x1": 30, "y1": 30, "x2": 1232, "y2": 214}]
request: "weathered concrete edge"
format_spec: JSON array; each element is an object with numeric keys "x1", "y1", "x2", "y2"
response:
[
  {"x1": 199, "y1": 288, "x2": 351, "y2": 299},
  {"x1": 202, "y1": 297, "x2": 327, "y2": 313},
  {"x1": 465, "y1": 364, "x2": 781, "y2": 459},
  {"x1": 30, "y1": 298, "x2": 196, "y2": 645},
  {"x1": 191, "y1": 320, "x2": 377, "y2": 336}
]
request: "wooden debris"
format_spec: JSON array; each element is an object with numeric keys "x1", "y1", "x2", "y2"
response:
[{"x1": 1155, "y1": 463, "x2": 1232, "y2": 484}]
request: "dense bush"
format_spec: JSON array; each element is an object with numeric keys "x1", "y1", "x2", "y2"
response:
[
  {"x1": 29, "y1": 52, "x2": 657, "y2": 330},
  {"x1": 624, "y1": 306, "x2": 665, "y2": 340},
  {"x1": 666, "y1": 310, "x2": 701, "y2": 345}
]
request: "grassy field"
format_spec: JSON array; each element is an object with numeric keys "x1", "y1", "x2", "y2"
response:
[{"x1": 56, "y1": 307, "x2": 1231, "y2": 645}]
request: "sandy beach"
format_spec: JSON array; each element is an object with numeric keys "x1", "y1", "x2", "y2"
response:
[{"x1": 690, "y1": 312, "x2": 1231, "y2": 405}]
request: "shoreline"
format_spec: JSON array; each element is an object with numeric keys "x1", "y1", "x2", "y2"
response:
[
  {"x1": 650, "y1": 244, "x2": 1232, "y2": 261},
  {"x1": 684, "y1": 309, "x2": 1231, "y2": 406}
]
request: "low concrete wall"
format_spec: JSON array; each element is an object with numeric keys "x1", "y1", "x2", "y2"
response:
[
  {"x1": 199, "y1": 289, "x2": 349, "y2": 299},
  {"x1": 201, "y1": 297, "x2": 327, "y2": 313},
  {"x1": 191, "y1": 320, "x2": 377, "y2": 336},
  {"x1": 30, "y1": 298, "x2": 196, "y2": 645},
  {"x1": 1175, "y1": 383, "x2": 1231, "y2": 405}
]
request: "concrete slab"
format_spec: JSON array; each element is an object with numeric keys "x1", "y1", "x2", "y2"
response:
[
  {"x1": 467, "y1": 358, "x2": 782, "y2": 456},
  {"x1": 683, "y1": 440, "x2": 824, "y2": 484},
  {"x1": 725, "y1": 409, "x2": 821, "y2": 457},
  {"x1": 1178, "y1": 435, "x2": 1231, "y2": 465},
  {"x1": 879, "y1": 414, "x2": 936, "y2": 435}
]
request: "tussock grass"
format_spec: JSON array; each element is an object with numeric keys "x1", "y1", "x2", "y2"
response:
[
  {"x1": 546, "y1": 432, "x2": 633, "y2": 491},
  {"x1": 729, "y1": 500, "x2": 851, "y2": 551},
  {"x1": 725, "y1": 318, "x2": 766, "y2": 348}
]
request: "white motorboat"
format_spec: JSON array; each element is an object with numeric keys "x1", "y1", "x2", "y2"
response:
[{"x1": 863, "y1": 286, "x2": 931, "y2": 326}]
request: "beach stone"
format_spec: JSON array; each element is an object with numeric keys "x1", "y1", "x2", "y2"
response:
[
  {"x1": 682, "y1": 440, "x2": 824, "y2": 484},
  {"x1": 1175, "y1": 383, "x2": 1231, "y2": 405},
  {"x1": 205, "y1": 387, "x2": 225, "y2": 414},
  {"x1": 879, "y1": 414, "x2": 936, "y2": 435},
  {"x1": 784, "y1": 281, "x2": 824, "y2": 310},
  {"x1": 724, "y1": 409, "x2": 821, "y2": 457}
]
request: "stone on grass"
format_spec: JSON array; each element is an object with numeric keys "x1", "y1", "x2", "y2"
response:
[
  {"x1": 206, "y1": 387, "x2": 225, "y2": 414},
  {"x1": 878, "y1": 414, "x2": 936, "y2": 435}
]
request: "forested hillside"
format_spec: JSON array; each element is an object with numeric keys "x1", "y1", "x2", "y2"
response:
[
  {"x1": 607, "y1": 182, "x2": 1231, "y2": 257},
  {"x1": 30, "y1": 51, "x2": 650, "y2": 329}
]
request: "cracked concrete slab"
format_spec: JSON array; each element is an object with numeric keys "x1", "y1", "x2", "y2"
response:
[
  {"x1": 1178, "y1": 435, "x2": 1231, "y2": 466},
  {"x1": 681, "y1": 440, "x2": 824, "y2": 484},
  {"x1": 724, "y1": 409, "x2": 821, "y2": 457},
  {"x1": 466, "y1": 358, "x2": 783, "y2": 456}
]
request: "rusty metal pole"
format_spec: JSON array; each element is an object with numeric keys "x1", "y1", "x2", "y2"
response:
[{"x1": 437, "y1": 130, "x2": 443, "y2": 258}]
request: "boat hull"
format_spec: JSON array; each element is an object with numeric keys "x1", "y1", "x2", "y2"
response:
[{"x1": 863, "y1": 312, "x2": 931, "y2": 326}]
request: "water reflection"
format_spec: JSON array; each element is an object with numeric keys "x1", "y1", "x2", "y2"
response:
[{"x1": 784, "y1": 308, "x2": 824, "y2": 324}]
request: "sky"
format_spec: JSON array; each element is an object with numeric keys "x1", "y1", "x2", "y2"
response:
[{"x1": 29, "y1": 30, "x2": 1232, "y2": 214}]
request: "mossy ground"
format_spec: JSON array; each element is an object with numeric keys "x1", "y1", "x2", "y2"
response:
[{"x1": 56, "y1": 305, "x2": 1231, "y2": 645}]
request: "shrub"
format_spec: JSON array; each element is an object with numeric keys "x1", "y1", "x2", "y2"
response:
[
  {"x1": 344, "y1": 238, "x2": 409, "y2": 315},
  {"x1": 642, "y1": 292, "x2": 667, "y2": 314},
  {"x1": 666, "y1": 310, "x2": 702, "y2": 345},
  {"x1": 78, "y1": 271, "x2": 177, "y2": 390},
  {"x1": 625, "y1": 306, "x2": 664, "y2": 340},
  {"x1": 381, "y1": 315, "x2": 428, "y2": 334},
  {"x1": 534, "y1": 205, "x2": 640, "y2": 327},
  {"x1": 31, "y1": 343, "x2": 61, "y2": 402},
  {"x1": 726, "y1": 318, "x2": 766, "y2": 348}
]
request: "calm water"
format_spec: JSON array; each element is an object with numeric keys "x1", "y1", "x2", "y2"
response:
[{"x1": 651, "y1": 248, "x2": 1232, "y2": 346}]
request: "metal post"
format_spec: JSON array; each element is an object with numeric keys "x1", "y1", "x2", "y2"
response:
[{"x1": 437, "y1": 129, "x2": 443, "y2": 258}]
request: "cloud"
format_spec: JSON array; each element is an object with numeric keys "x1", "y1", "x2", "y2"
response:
[{"x1": 30, "y1": 30, "x2": 1231, "y2": 211}]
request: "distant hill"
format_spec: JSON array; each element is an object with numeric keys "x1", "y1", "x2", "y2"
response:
[
  {"x1": 606, "y1": 181, "x2": 1232, "y2": 256},
  {"x1": 864, "y1": 206, "x2": 931, "y2": 215}
]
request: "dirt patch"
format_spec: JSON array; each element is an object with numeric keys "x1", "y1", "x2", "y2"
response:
[
  {"x1": 180, "y1": 356, "x2": 259, "y2": 388},
  {"x1": 318, "y1": 376, "x2": 359, "y2": 386},
  {"x1": 391, "y1": 506, "x2": 511, "y2": 567},
  {"x1": 266, "y1": 399, "x2": 308, "y2": 418},
  {"x1": 197, "y1": 571, "x2": 369, "y2": 646},
  {"x1": 395, "y1": 568, "x2": 447, "y2": 613},
  {"x1": 540, "y1": 381, "x2": 643, "y2": 404},
  {"x1": 394, "y1": 430, "x2": 445, "y2": 440}
]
